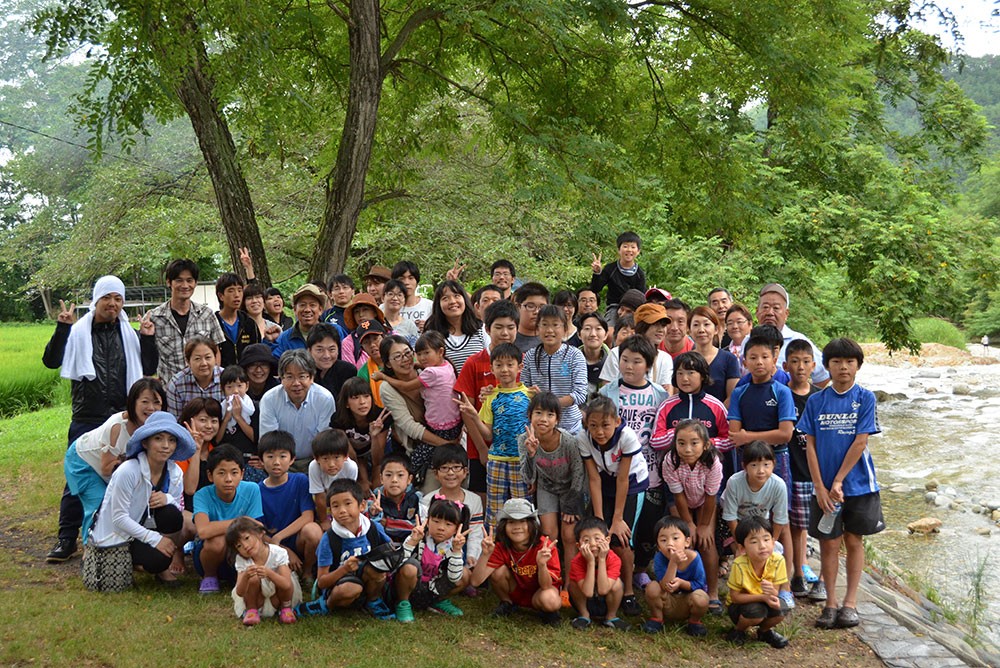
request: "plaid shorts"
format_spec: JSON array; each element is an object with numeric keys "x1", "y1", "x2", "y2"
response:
[
  {"x1": 486, "y1": 458, "x2": 529, "y2": 527},
  {"x1": 789, "y1": 481, "x2": 814, "y2": 530}
]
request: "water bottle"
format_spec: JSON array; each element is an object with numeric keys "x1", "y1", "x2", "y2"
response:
[{"x1": 817, "y1": 503, "x2": 842, "y2": 534}]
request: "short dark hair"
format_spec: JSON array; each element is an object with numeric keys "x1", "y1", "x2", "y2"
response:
[
  {"x1": 616, "y1": 231, "x2": 641, "y2": 249},
  {"x1": 431, "y1": 444, "x2": 468, "y2": 470},
  {"x1": 311, "y1": 428, "x2": 350, "y2": 457},
  {"x1": 485, "y1": 299, "x2": 519, "y2": 328},
  {"x1": 573, "y1": 516, "x2": 609, "y2": 541},
  {"x1": 613, "y1": 314, "x2": 635, "y2": 339},
  {"x1": 583, "y1": 395, "x2": 618, "y2": 421},
  {"x1": 381, "y1": 452, "x2": 413, "y2": 474},
  {"x1": 735, "y1": 515, "x2": 772, "y2": 545},
  {"x1": 306, "y1": 323, "x2": 342, "y2": 348},
  {"x1": 415, "y1": 329, "x2": 447, "y2": 354},
  {"x1": 708, "y1": 287, "x2": 731, "y2": 301},
  {"x1": 258, "y1": 430, "x2": 296, "y2": 457},
  {"x1": 328, "y1": 273, "x2": 354, "y2": 290},
  {"x1": 382, "y1": 278, "x2": 407, "y2": 296},
  {"x1": 513, "y1": 282, "x2": 549, "y2": 304},
  {"x1": 671, "y1": 351, "x2": 709, "y2": 390},
  {"x1": 391, "y1": 260, "x2": 420, "y2": 282},
  {"x1": 264, "y1": 287, "x2": 284, "y2": 300},
  {"x1": 619, "y1": 335, "x2": 655, "y2": 368},
  {"x1": 490, "y1": 342, "x2": 523, "y2": 364},
  {"x1": 207, "y1": 443, "x2": 244, "y2": 472},
  {"x1": 822, "y1": 337, "x2": 864, "y2": 368},
  {"x1": 472, "y1": 285, "x2": 503, "y2": 305},
  {"x1": 326, "y1": 478, "x2": 363, "y2": 504},
  {"x1": 748, "y1": 324, "x2": 783, "y2": 351},
  {"x1": 215, "y1": 272, "x2": 244, "y2": 297},
  {"x1": 178, "y1": 397, "x2": 223, "y2": 426},
  {"x1": 220, "y1": 365, "x2": 248, "y2": 387},
  {"x1": 785, "y1": 338, "x2": 814, "y2": 358},
  {"x1": 536, "y1": 304, "x2": 567, "y2": 329},
  {"x1": 661, "y1": 298, "x2": 690, "y2": 317},
  {"x1": 243, "y1": 282, "x2": 265, "y2": 302},
  {"x1": 165, "y1": 258, "x2": 199, "y2": 282},
  {"x1": 490, "y1": 259, "x2": 516, "y2": 277},
  {"x1": 552, "y1": 290, "x2": 578, "y2": 311},
  {"x1": 527, "y1": 391, "x2": 562, "y2": 420},
  {"x1": 742, "y1": 440, "x2": 775, "y2": 465},
  {"x1": 577, "y1": 287, "x2": 600, "y2": 307},
  {"x1": 126, "y1": 378, "x2": 167, "y2": 424},
  {"x1": 744, "y1": 334, "x2": 778, "y2": 357},
  {"x1": 653, "y1": 515, "x2": 691, "y2": 540},
  {"x1": 577, "y1": 311, "x2": 608, "y2": 333}
]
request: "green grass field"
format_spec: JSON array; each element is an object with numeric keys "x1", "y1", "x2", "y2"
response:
[
  {"x1": 0, "y1": 323, "x2": 881, "y2": 667},
  {"x1": 0, "y1": 323, "x2": 67, "y2": 417}
]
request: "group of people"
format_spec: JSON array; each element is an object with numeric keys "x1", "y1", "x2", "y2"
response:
[{"x1": 43, "y1": 231, "x2": 884, "y2": 647}]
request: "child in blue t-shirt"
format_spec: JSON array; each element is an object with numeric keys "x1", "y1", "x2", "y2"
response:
[
  {"x1": 642, "y1": 517, "x2": 709, "y2": 637},
  {"x1": 192, "y1": 444, "x2": 265, "y2": 594},
  {"x1": 296, "y1": 479, "x2": 416, "y2": 621},
  {"x1": 457, "y1": 343, "x2": 533, "y2": 527},
  {"x1": 727, "y1": 333, "x2": 796, "y2": 610},
  {"x1": 257, "y1": 431, "x2": 322, "y2": 587},
  {"x1": 799, "y1": 338, "x2": 883, "y2": 631}
]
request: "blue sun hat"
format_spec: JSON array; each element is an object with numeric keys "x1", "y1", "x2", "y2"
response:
[{"x1": 125, "y1": 411, "x2": 197, "y2": 461}]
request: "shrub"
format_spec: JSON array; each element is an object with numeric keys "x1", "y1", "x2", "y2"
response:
[{"x1": 911, "y1": 317, "x2": 967, "y2": 350}]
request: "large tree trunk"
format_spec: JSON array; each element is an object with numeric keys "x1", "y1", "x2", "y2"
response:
[
  {"x1": 309, "y1": 0, "x2": 383, "y2": 281},
  {"x1": 173, "y1": 29, "x2": 271, "y2": 286}
]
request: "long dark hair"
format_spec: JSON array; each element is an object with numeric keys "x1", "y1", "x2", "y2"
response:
[
  {"x1": 667, "y1": 418, "x2": 718, "y2": 470},
  {"x1": 378, "y1": 334, "x2": 412, "y2": 379},
  {"x1": 424, "y1": 280, "x2": 481, "y2": 336}
]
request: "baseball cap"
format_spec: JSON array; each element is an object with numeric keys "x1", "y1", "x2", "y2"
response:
[{"x1": 759, "y1": 283, "x2": 789, "y2": 307}]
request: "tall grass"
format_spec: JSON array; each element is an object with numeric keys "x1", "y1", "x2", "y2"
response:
[
  {"x1": 0, "y1": 323, "x2": 67, "y2": 418},
  {"x1": 911, "y1": 317, "x2": 968, "y2": 349}
]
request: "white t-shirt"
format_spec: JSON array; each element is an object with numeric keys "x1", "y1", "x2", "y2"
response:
[
  {"x1": 308, "y1": 458, "x2": 359, "y2": 495},
  {"x1": 400, "y1": 298, "x2": 433, "y2": 325}
]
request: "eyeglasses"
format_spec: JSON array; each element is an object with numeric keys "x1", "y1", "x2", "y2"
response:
[
  {"x1": 435, "y1": 465, "x2": 466, "y2": 474},
  {"x1": 281, "y1": 373, "x2": 311, "y2": 383},
  {"x1": 726, "y1": 319, "x2": 749, "y2": 327},
  {"x1": 520, "y1": 303, "x2": 543, "y2": 312},
  {"x1": 389, "y1": 351, "x2": 413, "y2": 363}
]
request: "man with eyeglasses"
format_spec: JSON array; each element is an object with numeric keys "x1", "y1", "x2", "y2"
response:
[
  {"x1": 512, "y1": 282, "x2": 550, "y2": 354},
  {"x1": 490, "y1": 259, "x2": 518, "y2": 300},
  {"x1": 755, "y1": 284, "x2": 829, "y2": 386},
  {"x1": 259, "y1": 349, "x2": 336, "y2": 472}
]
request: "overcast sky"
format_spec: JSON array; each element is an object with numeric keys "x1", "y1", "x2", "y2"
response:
[{"x1": 918, "y1": 0, "x2": 998, "y2": 56}]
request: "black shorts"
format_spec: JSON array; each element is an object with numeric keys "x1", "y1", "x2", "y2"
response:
[
  {"x1": 808, "y1": 492, "x2": 884, "y2": 540},
  {"x1": 468, "y1": 458, "x2": 487, "y2": 493},
  {"x1": 601, "y1": 492, "x2": 643, "y2": 549},
  {"x1": 728, "y1": 601, "x2": 782, "y2": 624}
]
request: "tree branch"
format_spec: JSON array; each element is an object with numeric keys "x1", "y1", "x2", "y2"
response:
[
  {"x1": 395, "y1": 58, "x2": 495, "y2": 106},
  {"x1": 380, "y1": 7, "x2": 443, "y2": 75},
  {"x1": 362, "y1": 189, "x2": 410, "y2": 209},
  {"x1": 324, "y1": 0, "x2": 351, "y2": 26}
]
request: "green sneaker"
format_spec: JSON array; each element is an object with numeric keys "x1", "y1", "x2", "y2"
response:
[
  {"x1": 431, "y1": 599, "x2": 464, "y2": 616},
  {"x1": 395, "y1": 599, "x2": 415, "y2": 623}
]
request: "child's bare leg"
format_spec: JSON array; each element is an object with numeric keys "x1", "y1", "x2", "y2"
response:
[
  {"x1": 568, "y1": 579, "x2": 590, "y2": 618},
  {"x1": 242, "y1": 577, "x2": 265, "y2": 609},
  {"x1": 614, "y1": 545, "x2": 635, "y2": 596},
  {"x1": 736, "y1": 613, "x2": 763, "y2": 632},
  {"x1": 489, "y1": 566, "x2": 516, "y2": 603},
  {"x1": 540, "y1": 513, "x2": 559, "y2": 543},
  {"x1": 274, "y1": 577, "x2": 295, "y2": 607},
  {"x1": 532, "y1": 584, "x2": 561, "y2": 613},
  {"x1": 644, "y1": 580, "x2": 664, "y2": 619},
  {"x1": 394, "y1": 562, "x2": 419, "y2": 601},
  {"x1": 362, "y1": 568, "x2": 387, "y2": 602},
  {"x1": 688, "y1": 589, "x2": 709, "y2": 624},
  {"x1": 297, "y1": 523, "x2": 322, "y2": 576},
  {"x1": 791, "y1": 526, "x2": 807, "y2": 578},
  {"x1": 700, "y1": 543, "x2": 719, "y2": 601},
  {"x1": 819, "y1": 537, "x2": 841, "y2": 608},
  {"x1": 446, "y1": 569, "x2": 472, "y2": 596},
  {"x1": 759, "y1": 612, "x2": 784, "y2": 631},
  {"x1": 560, "y1": 521, "x2": 578, "y2": 581},
  {"x1": 199, "y1": 536, "x2": 226, "y2": 577},
  {"x1": 779, "y1": 526, "x2": 795, "y2": 588},
  {"x1": 327, "y1": 581, "x2": 363, "y2": 607},
  {"x1": 605, "y1": 577, "x2": 623, "y2": 618},
  {"x1": 843, "y1": 532, "x2": 864, "y2": 609}
]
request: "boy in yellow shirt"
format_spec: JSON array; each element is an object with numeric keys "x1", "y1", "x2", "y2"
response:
[{"x1": 726, "y1": 515, "x2": 789, "y2": 648}]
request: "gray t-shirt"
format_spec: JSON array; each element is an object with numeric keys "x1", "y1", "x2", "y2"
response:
[{"x1": 721, "y1": 470, "x2": 788, "y2": 525}]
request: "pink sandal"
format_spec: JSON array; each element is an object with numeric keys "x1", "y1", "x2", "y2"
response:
[
  {"x1": 242, "y1": 608, "x2": 261, "y2": 626},
  {"x1": 278, "y1": 607, "x2": 296, "y2": 624}
]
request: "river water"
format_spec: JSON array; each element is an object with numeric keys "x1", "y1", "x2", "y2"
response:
[{"x1": 856, "y1": 351, "x2": 1000, "y2": 645}]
